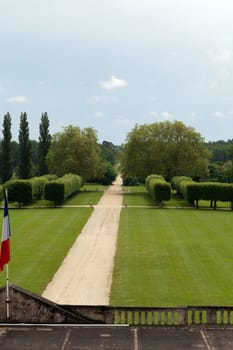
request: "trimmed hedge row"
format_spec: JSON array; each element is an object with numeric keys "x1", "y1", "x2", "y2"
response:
[
  {"x1": 146, "y1": 174, "x2": 171, "y2": 205},
  {"x1": 3, "y1": 174, "x2": 82, "y2": 206},
  {"x1": 145, "y1": 174, "x2": 164, "y2": 191},
  {"x1": 30, "y1": 177, "x2": 49, "y2": 200},
  {"x1": 172, "y1": 176, "x2": 233, "y2": 209},
  {"x1": 3, "y1": 180, "x2": 33, "y2": 205},
  {"x1": 171, "y1": 176, "x2": 193, "y2": 195},
  {"x1": 44, "y1": 173, "x2": 83, "y2": 205}
]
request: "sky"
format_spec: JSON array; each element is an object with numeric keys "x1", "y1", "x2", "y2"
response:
[{"x1": 1, "y1": 0, "x2": 233, "y2": 145}]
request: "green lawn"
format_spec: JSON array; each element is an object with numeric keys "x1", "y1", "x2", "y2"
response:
[
  {"x1": 123, "y1": 186, "x2": 155, "y2": 206},
  {"x1": 0, "y1": 207, "x2": 92, "y2": 294},
  {"x1": 110, "y1": 208, "x2": 233, "y2": 307},
  {"x1": 1, "y1": 185, "x2": 233, "y2": 308},
  {"x1": 66, "y1": 186, "x2": 105, "y2": 205}
]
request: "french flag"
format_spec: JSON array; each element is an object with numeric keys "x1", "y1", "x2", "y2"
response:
[{"x1": 0, "y1": 190, "x2": 10, "y2": 271}]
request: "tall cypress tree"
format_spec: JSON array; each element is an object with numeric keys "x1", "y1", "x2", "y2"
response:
[
  {"x1": 38, "y1": 112, "x2": 51, "y2": 175},
  {"x1": 1, "y1": 112, "x2": 12, "y2": 182},
  {"x1": 18, "y1": 112, "x2": 31, "y2": 179}
]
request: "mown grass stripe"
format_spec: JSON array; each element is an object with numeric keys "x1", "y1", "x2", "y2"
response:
[
  {"x1": 0, "y1": 208, "x2": 92, "y2": 294},
  {"x1": 110, "y1": 208, "x2": 233, "y2": 306}
]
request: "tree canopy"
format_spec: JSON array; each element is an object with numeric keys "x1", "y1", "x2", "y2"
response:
[
  {"x1": 121, "y1": 120, "x2": 210, "y2": 181},
  {"x1": 46, "y1": 125, "x2": 103, "y2": 180}
]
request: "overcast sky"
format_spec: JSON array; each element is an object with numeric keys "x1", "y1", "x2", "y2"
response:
[{"x1": 1, "y1": 0, "x2": 233, "y2": 144}]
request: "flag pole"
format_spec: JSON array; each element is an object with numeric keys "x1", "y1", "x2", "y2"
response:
[
  {"x1": 6, "y1": 262, "x2": 10, "y2": 320},
  {"x1": 0, "y1": 188, "x2": 11, "y2": 320},
  {"x1": 5, "y1": 188, "x2": 10, "y2": 320}
]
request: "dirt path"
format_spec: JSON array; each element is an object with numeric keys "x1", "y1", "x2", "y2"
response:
[{"x1": 42, "y1": 175, "x2": 123, "y2": 305}]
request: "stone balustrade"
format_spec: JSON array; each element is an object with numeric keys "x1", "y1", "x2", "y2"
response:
[{"x1": 1, "y1": 286, "x2": 233, "y2": 326}]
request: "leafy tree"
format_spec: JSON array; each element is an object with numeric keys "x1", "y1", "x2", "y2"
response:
[
  {"x1": 207, "y1": 144, "x2": 233, "y2": 183},
  {"x1": 207, "y1": 140, "x2": 229, "y2": 163},
  {"x1": 222, "y1": 161, "x2": 233, "y2": 183},
  {"x1": 18, "y1": 112, "x2": 31, "y2": 179},
  {"x1": 208, "y1": 163, "x2": 225, "y2": 182},
  {"x1": 100, "y1": 141, "x2": 120, "y2": 165},
  {"x1": 121, "y1": 121, "x2": 210, "y2": 181},
  {"x1": 228, "y1": 144, "x2": 233, "y2": 164},
  {"x1": 47, "y1": 125, "x2": 103, "y2": 180},
  {"x1": 1, "y1": 113, "x2": 13, "y2": 182},
  {"x1": 38, "y1": 112, "x2": 51, "y2": 175},
  {"x1": 207, "y1": 139, "x2": 233, "y2": 164}
]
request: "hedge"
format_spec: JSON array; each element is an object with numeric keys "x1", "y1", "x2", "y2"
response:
[
  {"x1": 174, "y1": 176, "x2": 233, "y2": 209},
  {"x1": 30, "y1": 177, "x2": 49, "y2": 200},
  {"x1": 146, "y1": 174, "x2": 171, "y2": 206},
  {"x1": 171, "y1": 176, "x2": 193, "y2": 194},
  {"x1": 3, "y1": 180, "x2": 32, "y2": 205},
  {"x1": 44, "y1": 173, "x2": 82, "y2": 205},
  {"x1": 145, "y1": 174, "x2": 164, "y2": 191}
]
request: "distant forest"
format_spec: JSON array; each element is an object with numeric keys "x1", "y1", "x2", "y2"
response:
[
  {"x1": 0, "y1": 112, "x2": 233, "y2": 184},
  {"x1": 206, "y1": 139, "x2": 233, "y2": 182}
]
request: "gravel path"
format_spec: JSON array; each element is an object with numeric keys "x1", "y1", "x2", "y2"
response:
[{"x1": 42, "y1": 175, "x2": 123, "y2": 305}]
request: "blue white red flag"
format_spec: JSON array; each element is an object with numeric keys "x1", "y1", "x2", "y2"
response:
[{"x1": 0, "y1": 190, "x2": 10, "y2": 271}]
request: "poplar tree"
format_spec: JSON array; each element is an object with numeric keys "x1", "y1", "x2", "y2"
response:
[
  {"x1": 18, "y1": 112, "x2": 31, "y2": 179},
  {"x1": 1, "y1": 112, "x2": 12, "y2": 182},
  {"x1": 38, "y1": 112, "x2": 51, "y2": 175}
]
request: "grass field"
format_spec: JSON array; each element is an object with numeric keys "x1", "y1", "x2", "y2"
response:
[
  {"x1": 123, "y1": 186, "x2": 155, "y2": 207},
  {"x1": 0, "y1": 207, "x2": 92, "y2": 294},
  {"x1": 1, "y1": 183, "x2": 233, "y2": 307},
  {"x1": 110, "y1": 208, "x2": 233, "y2": 307},
  {"x1": 66, "y1": 185, "x2": 105, "y2": 205},
  {"x1": 0, "y1": 186, "x2": 104, "y2": 295}
]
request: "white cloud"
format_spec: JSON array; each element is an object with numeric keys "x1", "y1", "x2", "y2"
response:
[
  {"x1": 206, "y1": 48, "x2": 233, "y2": 65},
  {"x1": 211, "y1": 111, "x2": 225, "y2": 118},
  {"x1": 114, "y1": 117, "x2": 130, "y2": 124},
  {"x1": 88, "y1": 95, "x2": 119, "y2": 104},
  {"x1": 148, "y1": 111, "x2": 159, "y2": 118},
  {"x1": 160, "y1": 111, "x2": 174, "y2": 119},
  {"x1": 38, "y1": 80, "x2": 48, "y2": 86},
  {"x1": 93, "y1": 112, "x2": 104, "y2": 118},
  {"x1": 6, "y1": 96, "x2": 29, "y2": 104},
  {"x1": 99, "y1": 75, "x2": 128, "y2": 90},
  {"x1": 206, "y1": 48, "x2": 233, "y2": 80},
  {"x1": 148, "y1": 111, "x2": 174, "y2": 119}
]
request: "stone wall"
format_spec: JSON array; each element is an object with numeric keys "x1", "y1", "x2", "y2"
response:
[
  {"x1": 0, "y1": 285, "x2": 92, "y2": 323},
  {"x1": 1, "y1": 285, "x2": 233, "y2": 326}
]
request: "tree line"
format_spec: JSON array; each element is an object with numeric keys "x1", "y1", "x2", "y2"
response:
[
  {"x1": 0, "y1": 112, "x2": 119, "y2": 185},
  {"x1": 1, "y1": 112, "x2": 51, "y2": 182},
  {"x1": 1, "y1": 115, "x2": 232, "y2": 187},
  {"x1": 207, "y1": 140, "x2": 233, "y2": 182}
]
